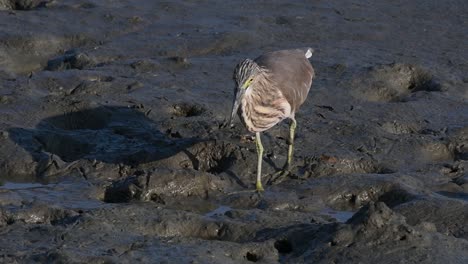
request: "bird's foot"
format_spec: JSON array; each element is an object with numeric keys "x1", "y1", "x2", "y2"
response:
[
  {"x1": 268, "y1": 168, "x2": 292, "y2": 185},
  {"x1": 227, "y1": 189, "x2": 260, "y2": 195},
  {"x1": 256, "y1": 181, "x2": 265, "y2": 192},
  {"x1": 227, "y1": 185, "x2": 264, "y2": 196}
]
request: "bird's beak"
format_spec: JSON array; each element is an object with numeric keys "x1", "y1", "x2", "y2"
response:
[{"x1": 229, "y1": 87, "x2": 243, "y2": 127}]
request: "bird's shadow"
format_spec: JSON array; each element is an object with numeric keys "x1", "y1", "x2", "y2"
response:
[{"x1": 8, "y1": 105, "x2": 202, "y2": 180}]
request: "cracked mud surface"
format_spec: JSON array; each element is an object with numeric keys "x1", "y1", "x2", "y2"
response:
[{"x1": 1, "y1": 1, "x2": 467, "y2": 263}]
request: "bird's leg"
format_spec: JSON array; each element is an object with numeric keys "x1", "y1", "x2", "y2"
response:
[
  {"x1": 255, "y1": 132, "x2": 265, "y2": 192},
  {"x1": 269, "y1": 118, "x2": 296, "y2": 184},
  {"x1": 286, "y1": 118, "x2": 297, "y2": 170}
]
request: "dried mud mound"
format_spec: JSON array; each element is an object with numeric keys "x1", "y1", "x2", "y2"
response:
[{"x1": 255, "y1": 202, "x2": 468, "y2": 263}]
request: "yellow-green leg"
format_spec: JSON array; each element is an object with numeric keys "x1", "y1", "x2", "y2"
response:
[
  {"x1": 269, "y1": 118, "x2": 297, "y2": 184},
  {"x1": 286, "y1": 118, "x2": 297, "y2": 169},
  {"x1": 255, "y1": 132, "x2": 265, "y2": 192}
]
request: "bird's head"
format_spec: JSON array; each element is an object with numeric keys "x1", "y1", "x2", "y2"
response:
[{"x1": 230, "y1": 59, "x2": 261, "y2": 126}]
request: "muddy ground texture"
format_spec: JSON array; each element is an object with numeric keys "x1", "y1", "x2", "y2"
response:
[{"x1": 1, "y1": 0, "x2": 468, "y2": 263}]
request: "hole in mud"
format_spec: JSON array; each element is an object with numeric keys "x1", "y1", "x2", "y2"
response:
[
  {"x1": 103, "y1": 176, "x2": 142, "y2": 203},
  {"x1": 172, "y1": 103, "x2": 206, "y2": 117},
  {"x1": 149, "y1": 193, "x2": 165, "y2": 204},
  {"x1": 50, "y1": 215, "x2": 81, "y2": 226},
  {"x1": 40, "y1": 108, "x2": 112, "y2": 130},
  {"x1": 274, "y1": 239, "x2": 293, "y2": 254},
  {"x1": 6, "y1": 218, "x2": 15, "y2": 225},
  {"x1": 186, "y1": 142, "x2": 238, "y2": 174},
  {"x1": 165, "y1": 128, "x2": 182, "y2": 139},
  {"x1": 168, "y1": 56, "x2": 190, "y2": 67},
  {"x1": 455, "y1": 144, "x2": 468, "y2": 161},
  {"x1": 205, "y1": 155, "x2": 236, "y2": 174},
  {"x1": 378, "y1": 189, "x2": 415, "y2": 208},
  {"x1": 3, "y1": 0, "x2": 48, "y2": 10},
  {"x1": 34, "y1": 133, "x2": 93, "y2": 162},
  {"x1": 407, "y1": 70, "x2": 441, "y2": 92},
  {"x1": 246, "y1": 252, "x2": 259, "y2": 262}
]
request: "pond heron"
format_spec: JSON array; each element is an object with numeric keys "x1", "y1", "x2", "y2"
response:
[{"x1": 230, "y1": 48, "x2": 315, "y2": 191}]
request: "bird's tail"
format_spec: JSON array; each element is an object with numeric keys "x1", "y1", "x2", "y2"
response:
[{"x1": 305, "y1": 47, "x2": 314, "y2": 58}]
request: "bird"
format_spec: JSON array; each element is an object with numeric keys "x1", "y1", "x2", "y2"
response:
[{"x1": 230, "y1": 48, "x2": 315, "y2": 191}]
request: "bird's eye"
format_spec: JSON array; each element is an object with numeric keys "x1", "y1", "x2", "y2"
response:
[
  {"x1": 242, "y1": 78, "x2": 254, "y2": 89},
  {"x1": 246, "y1": 78, "x2": 254, "y2": 86}
]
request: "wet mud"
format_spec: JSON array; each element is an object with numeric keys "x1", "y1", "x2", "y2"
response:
[{"x1": 0, "y1": 0, "x2": 467, "y2": 263}]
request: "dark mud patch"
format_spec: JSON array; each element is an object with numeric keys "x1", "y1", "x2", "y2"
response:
[
  {"x1": 34, "y1": 132, "x2": 94, "y2": 162},
  {"x1": 184, "y1": 141, "x2": 239, "y2": 174},
  {"x1": 0, "y1": 0, "x2": 48, "y2": 10},
  {"x1": 8, "y1": 106, "x2": 200, "y2": 177},
  {"x1": 274, "y1": 238, "x2": 293, "y2": 254},
  {"x1": 38, "y1": 107, "x2": 113, "y2": 130},
  {"x1": 451, "y1": 126, "x2": 468, "y2": 161},
  {"x1": 45, "y1": 50, "x2": 96, "y2": 71},
  {"x1": 167, "y1": 56, "x2": 191, "y2": 68},
  {"x1": 172, "y1": 102, "x2": 206, "y2": 117},
  {"x1": 270, "y1": 202, "x2": 468, "y2": 263},
  {"x1": 130, "y1": 59, "x2": 161, "y2": 73},
  {"x1": 395, "y1": 198, "x2": 468, "y2": 239},
  {"x1": 351, "y1": 63, "x2": 441, "y2": 102},
  {"x1": 455, "y1": 145, "x2": 468, "y2": 161}
]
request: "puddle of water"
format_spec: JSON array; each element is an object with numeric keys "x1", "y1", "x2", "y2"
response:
[
  {"x1": 204, "y1": 205, "x2": 232, "y2": 218},
  {"x1": 320, "y1": 209, "x2": 355, "y2": 223},
  {"x1": 1, "y1": 182, "x2": 49, "y2": 190},
  {"x1": 437, "y1": 191, "x2": 468, "y2": 201}
]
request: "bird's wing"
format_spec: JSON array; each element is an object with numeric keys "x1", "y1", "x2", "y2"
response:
[{"x1": 255, "y1": 48, "x2": 314, "y2": 113}]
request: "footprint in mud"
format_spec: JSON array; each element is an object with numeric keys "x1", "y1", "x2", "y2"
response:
[
  {"x1": 351, "y1": 63, "x2": 441, "y2": 102},
  {"x1": 130, "y1": 59, "x2": 162, "y2": 73},
  {"x1": 300, "y1": 154, "x2": 394, "y2": 179},
  {"x1": 380, "y1": 120, "x2": 419, "y2": 134},
  {"x1": 305, "y1": 173, "x2": 419, "y2": 211}
]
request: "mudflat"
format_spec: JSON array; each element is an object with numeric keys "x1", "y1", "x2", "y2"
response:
[{"x1": 0, "y1": 1, "x2": 467, "y2": 263}]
